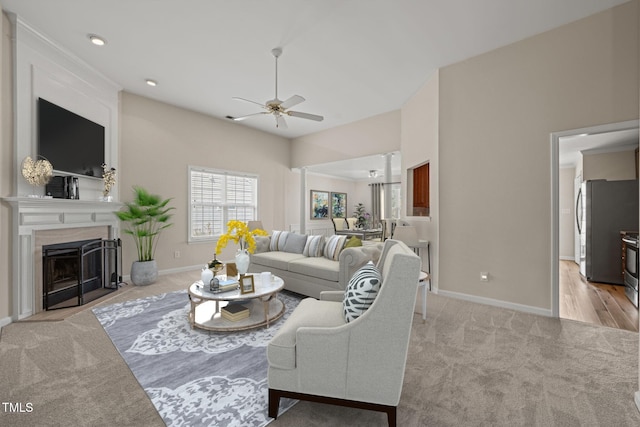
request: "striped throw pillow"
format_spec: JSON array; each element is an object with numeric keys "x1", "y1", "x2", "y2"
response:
[
  {"x1": 303, "y1": 235, "x2": 325, "y2": 257},
  {"x1": 324, "y1": 235, "x2": 347, "y2": 261},
  {"x1": 343, "y1": 262, "x2": 382, "y2": 322},
  {"x1": 270, "y1": 231, "x2": 289, "y2": 251}
]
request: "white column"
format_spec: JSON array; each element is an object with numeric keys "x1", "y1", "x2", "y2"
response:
[
  {"x1": 300, "y1": 167, "x2": 307, "y2": 234},
  {"x1": 384, "y1": 153, "x2": 393, "y2": 219}
]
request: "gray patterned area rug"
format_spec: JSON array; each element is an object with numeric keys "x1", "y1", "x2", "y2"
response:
[{"x1": 93, "y1": 290, "x2": 301, "y2": 427}]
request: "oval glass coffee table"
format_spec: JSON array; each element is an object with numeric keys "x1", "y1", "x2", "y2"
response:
[{"x1": 187, "y1": 273, "x2": 285, "y2": 332}]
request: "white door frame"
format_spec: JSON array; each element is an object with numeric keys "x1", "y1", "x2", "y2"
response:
[{"x1": 550, "y1": 119, "x2": 639, "y2": 317}]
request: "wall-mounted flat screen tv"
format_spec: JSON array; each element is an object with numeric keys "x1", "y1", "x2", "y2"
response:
[{"x1": 37, "y1": 98, "x2": 105, "y2": 178}]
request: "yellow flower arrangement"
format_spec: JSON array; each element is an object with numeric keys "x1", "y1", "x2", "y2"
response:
[{"x1": 215, "y1": 220, "x2": 268, "y2": 254}]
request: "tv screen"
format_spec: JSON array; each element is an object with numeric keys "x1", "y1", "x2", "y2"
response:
[{"x1": 37, "y1": 98, "x2": 105, "y2": 178}]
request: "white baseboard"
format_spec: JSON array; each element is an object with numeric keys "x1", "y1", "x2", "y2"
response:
[
  {"x1": 635, "y1": 391, "x2": 640, "y2": 415},
  {"x1": 159, "y1": 265, "x2": 202, "y2": 275},
  {"x1": 559, "y1": 256, "x2": 575, "y2": 261},
  {"x1": 437, "y1": 290, "x2": 553, "y2": 317},
  {"x1": 121, "y1": 264, "x2": 202, "y2": 283},
  {"x1": 0, "y1": 316, "x2": 13, "y2": 328}
]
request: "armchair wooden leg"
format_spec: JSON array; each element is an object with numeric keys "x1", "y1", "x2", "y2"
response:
[
  {"x1": 268, "y1": 388, "x2": 397, "y2": 426},
  {"x1": 268, "y1": 388, "x2": 280, "y2": 419},
  {"x1": 387, "y1": 405, "x2": 396, "y2": 427}
]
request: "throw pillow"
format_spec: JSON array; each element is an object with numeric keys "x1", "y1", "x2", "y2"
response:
[
  {"x1": 303, "y1": 235, "x2": 325, "y2": 257},
  {"x1": 270, "y1": 230, "x2": 289, "y2": 251},
  {"x1": 324, "y1": 235, "x2": 347, "y2": 261},
  {"x1": 343, "y1": 261, "x2": 382, "y2": 323},
  {"x1": 344, "y1": 236, "x2": 362, "y2": 248},
  {"x1": 282, "y1": 233, "x2": 308, "y2": 254}
]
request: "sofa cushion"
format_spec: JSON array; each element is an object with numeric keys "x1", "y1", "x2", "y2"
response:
[
  {"x1": 267, "y1": 298, "x2": 345, "y2": 370},
  {"x1": 254, "y1": 235, "x2": 271, "y2": 253},
  {"x1": 250, "y1": 251, "x2": 304, "y2": 271},
  {"x1": 289, "y1": 256, "x2": 340, "y2": 282},
  {"x1": 270, "y1": 230, "x2": 289, "y2": 251},
  {"x1": 324, "y1": 235, "x2": 347, "y2": 261},
  {"x1": 302, "y1": 235, "x2": 325, "y2": 257},
  {"x1": 282, "y1": 233, "x2": 307, "y2": 254},
  {"x1": 343, "y1": 261, "x2": 382, "y2": 323},
  {"x1": 344, "y1": 236, "x2": 362, "y2": 248}
]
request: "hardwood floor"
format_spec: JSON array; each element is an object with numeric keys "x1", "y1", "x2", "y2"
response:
[{"x1": 559, "y1": 260, "x2": 638, "y2": 332}]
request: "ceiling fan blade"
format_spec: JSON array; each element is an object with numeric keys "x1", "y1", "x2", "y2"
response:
[
  {"x1": 287, "y1": 110, "x2": 324, "y2": 122},
  {"x1": 276, "y1": 115, "x2": 288, "y2": 129},
  {"x1": 233, "y1": 112, "x2": 268, "y2": 121},
  {"x1": 280, "y1": 95, "x2": 305, "y2": 109},
  {"x1": 232, "y1": 97, "x2": 267, "y2": 109}
]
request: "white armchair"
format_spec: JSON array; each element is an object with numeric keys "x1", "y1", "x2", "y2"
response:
[{"x1": 267, "y1": 240, "x2": 421, "y2": 426}]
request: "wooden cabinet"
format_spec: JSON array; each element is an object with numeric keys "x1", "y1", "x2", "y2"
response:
[{"x1": 412, "y1": 163, "x2": 429, "y2": 216}]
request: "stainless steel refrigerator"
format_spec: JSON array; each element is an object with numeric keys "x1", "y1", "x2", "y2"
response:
[{"x1": 577, "y1": 179, "x2": 639, "y2": 284}]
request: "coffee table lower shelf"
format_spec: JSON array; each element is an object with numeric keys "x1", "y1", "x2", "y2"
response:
[{"x1": 188, "y1": 297, "x2": 285, "y2": 332}]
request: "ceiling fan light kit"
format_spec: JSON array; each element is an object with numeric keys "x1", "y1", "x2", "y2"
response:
[{"x1": 232, "y1": 47, "x2": 323, "y2": 129}]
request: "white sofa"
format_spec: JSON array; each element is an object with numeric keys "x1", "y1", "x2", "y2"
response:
[{"x1": 248, "y1": 234, "x2": 382, "y2": 298}]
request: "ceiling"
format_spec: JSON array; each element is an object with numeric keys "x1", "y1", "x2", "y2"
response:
[
  {"x1": 559, "y1": 128, "x2": 639, "y2": 168},
  {"x1": 2, "y1": 0, "x2": 631, "y2": 140}
]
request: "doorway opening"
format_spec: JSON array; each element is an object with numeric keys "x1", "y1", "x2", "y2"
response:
[{"x1": 552, "y1": 120, "x2": 639, "y2": 331}]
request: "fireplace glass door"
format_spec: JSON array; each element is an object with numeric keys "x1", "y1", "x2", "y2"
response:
[{"x1": 43, "y1": 239, "x2": 121, "y2": 310}]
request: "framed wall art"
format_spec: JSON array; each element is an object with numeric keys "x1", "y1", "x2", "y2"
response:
[
  {"x1": 310, "y1": 190, "x2": 329, "y2": 219},
  {"x1": 331, "y1": 192, "x2": 347, "y2": 218}
]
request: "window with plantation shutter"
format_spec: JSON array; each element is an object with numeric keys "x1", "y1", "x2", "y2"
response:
[{"x1": 189, "y1": 166, "x2": 258, "y2": 241}]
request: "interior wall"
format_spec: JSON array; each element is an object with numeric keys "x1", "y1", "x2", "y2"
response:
[
  {"x1": 290, "y1": 110, "x2": 400, "y2": 169},
  {"x1": 583, "y1": 149, "x2": 637, "y2": 180},
  {"x1": 438, "y1": 0, "x2": 638, "y2": 312},
  {"x1": 559, "y1": 167, "x2": 576, "y2": 260},
  {"x1": 119, "y1": 92, "x2": 292, "y2": 269},
  {"x1": 401, "y1": 70, "x2": 439, "y2": 287},
  {"x1": 293, "y1": 173, "x2": 359, "y2": 235},
  {"x1": 0, "y1": 11, "x2": 12, "y2": 325},
  {"x1": 10, "y1": 16, "x2": 120, "y2": 200}
]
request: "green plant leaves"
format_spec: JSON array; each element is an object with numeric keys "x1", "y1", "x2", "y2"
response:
[{"x1": 115, "y1": 186, "x2": 175, "y2": 262}]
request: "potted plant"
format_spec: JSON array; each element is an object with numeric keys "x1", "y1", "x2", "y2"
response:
[
  {"x1": 353, "y1": 203, "x2": 369, "y2": 229},
  {"x1": 115, "y1": 186, "x2": 174, "y2": 285}
]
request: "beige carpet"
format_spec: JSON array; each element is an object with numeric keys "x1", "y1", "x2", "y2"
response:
[{"x1": 1, "y1": 270, "x2": 639, "y2": 426}]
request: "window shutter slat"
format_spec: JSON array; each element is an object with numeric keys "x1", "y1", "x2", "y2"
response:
[{"x1": 190, "y1": 168, "x2": 258, "y2": 240}]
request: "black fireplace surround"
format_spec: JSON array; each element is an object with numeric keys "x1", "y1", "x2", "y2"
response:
[{"x1": 42, "y1": 239, "x2": 121, "y2": 310}]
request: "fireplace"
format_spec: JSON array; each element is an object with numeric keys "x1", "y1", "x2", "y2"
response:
[
  {"x1": 4, "y1": 197, "x2": 122, "y2": 319},
  {"x1": 42, "y1": 239, "x2": 121, "y2": 310}
]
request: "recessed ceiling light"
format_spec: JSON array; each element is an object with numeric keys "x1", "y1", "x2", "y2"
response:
[
  {"x1": 145, "y1": 79, "x2": 157, "y2": 87},
  {"x1": 88, "y1": 34, "x2": 106, "y2": 46}
]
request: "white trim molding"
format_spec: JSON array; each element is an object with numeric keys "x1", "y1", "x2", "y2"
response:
[
  {"x1": 2, "y1": 197, "x2": 121, "y2": 320},
  {"x1": 437, "y1": 289, "x2": 553, "y2": 317}
]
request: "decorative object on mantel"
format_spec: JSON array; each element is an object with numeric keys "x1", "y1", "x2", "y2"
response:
[
  {"x1": 115, "y1": 186, "x2": 174, "y2": 285},
  {"x1": 21, "y1": 156, "x2": 53, "y2": 197},
  {"x1": 215, "y1": 220, "x2": 267, "y2": 275},
  {"x1": 101, "y1": 163, "x2": 116, "y2": 202}
]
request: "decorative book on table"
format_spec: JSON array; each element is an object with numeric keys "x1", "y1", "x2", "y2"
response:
[
  {"x1": 221, "y1": 304, "x2": 250, "y2": 321},
  {"x1": 217, "y1": 278, "x2": 239, "y2": 293}
]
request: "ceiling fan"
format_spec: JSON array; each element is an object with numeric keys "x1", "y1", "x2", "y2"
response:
[{"x1": 231, "y1": 47, "x2": 324, "y2": 129}]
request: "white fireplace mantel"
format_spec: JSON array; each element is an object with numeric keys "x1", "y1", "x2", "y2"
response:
[{"x1": 3, "y1": 197, "x2": 122, "y2": 320}]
